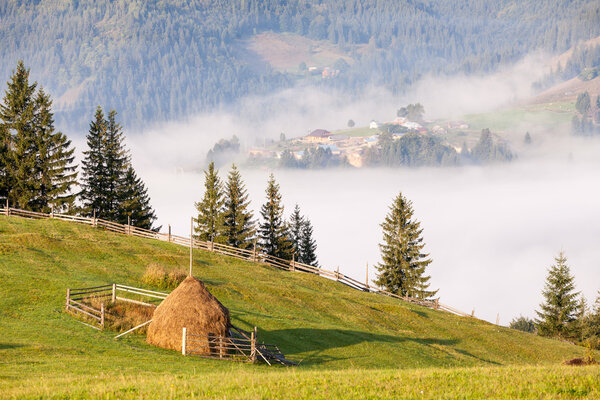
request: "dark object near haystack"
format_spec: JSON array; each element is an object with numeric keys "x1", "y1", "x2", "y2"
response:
[
  {"x1": 147, "y1": 276, "x2": 230, "y2": 353},
  {"x1": 563, "y1": 357, "x2": 598, "y2": 366}
]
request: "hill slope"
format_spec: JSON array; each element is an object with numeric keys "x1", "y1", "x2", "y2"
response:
[{"x1": 0, "y1": 216, "x2": 597, "y2": 398}]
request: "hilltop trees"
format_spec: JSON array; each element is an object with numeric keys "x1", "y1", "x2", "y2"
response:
[
  {"x1": 259, "y1": 174, "x2": 293, "y2": 259},
  {"x1": 80, "y1": 106, "x2": 156, "y2": 228},
  {"x1": 535, "y1": 252, "x2": 579, "y2": 339},
  {"x1": 195, "y1": 161, "x2": 225, "y2": 243},
  {"x1": 576, "y1": 92, "x2": 591, "y2": 116},
  {"x1": 288, "y1": 204, "x2": 319, "y2": 266},
  {"x1": 222, "y1": 164, "x2": 255, "y2": 249},
  {"x1": 119, "y1": 166, "x2": 157, "y2": 230},
  {"x1": 470, "y1": 129, "x2": 514, "y2": 164},
  {"x1": 0, "y1": 61, "x2": 77, "y2": 211},
  {"x1": 375, "y1": 193, "x2": 437, "y2": 299}
]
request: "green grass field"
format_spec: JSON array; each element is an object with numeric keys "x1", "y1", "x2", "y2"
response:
[{"x1": 1, "y1": 216, "x2": 598, "y2": 399}]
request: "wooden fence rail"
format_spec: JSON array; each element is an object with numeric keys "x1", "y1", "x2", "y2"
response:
[{"x1": 2, "y1": 206, "x2": 472, "y2": 318}]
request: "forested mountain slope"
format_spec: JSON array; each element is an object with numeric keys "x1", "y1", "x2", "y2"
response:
[{"x1": 1, "y1": 0, "x2": 599, "y2": 130}]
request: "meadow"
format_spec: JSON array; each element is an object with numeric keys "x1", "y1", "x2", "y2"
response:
[{"x1": 0, "y1": 216, "x2": 597, "y2": 399}]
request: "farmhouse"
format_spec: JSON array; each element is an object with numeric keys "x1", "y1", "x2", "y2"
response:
[
  {"x1": 369, "y1": 120, "x2": 380, "y2": 129},
  {"x1": 305, "y1": 129, "x2": 332, "y2": 143}
]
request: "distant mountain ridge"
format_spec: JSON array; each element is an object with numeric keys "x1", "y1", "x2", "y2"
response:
[{"x1": 1, "y1": 0, "x2": 599, "y2": 131}]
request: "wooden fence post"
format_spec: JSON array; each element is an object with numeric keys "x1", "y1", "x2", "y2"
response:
[
  {"x1": 253, "y1": 241, "x2": 257, "y2": 262},
  {"x1": 471, "y1": 308, "x2": 475, "y2": 317},
  {"x1": 100, "y1": 303, "x2": 105, "y2": 329},
  {"x1": 92, "y1": 209, "x2": 96, "y2": 227},
  {"x1": 336, "y1": 266, "x2": 340, "y2": 281},
  {"x1": 50, "y1": 208, "x2": 54, "y2": 219},
  {"x1": 291, "y1": 254, "x2": 295, "y2": 272},
  {"x1": 112, "y1": 283, "x2": 116, "y2": 303},
  {"x1": 496, "y1": 313, "x2": 500, "y2": 325},
  {"x1": 250, "y1": 327, "x2": 257, "y2": 363},
  {"x1": 65, "y1": 288, "x2": 70, "y2": 311},
  {"x1": 365, "y1": 262, "x2": 369, "y2": 290},
  {"x1": 127, "y1": 216, "x2": 131, "y2": 235},
  {"x1": 6, "y1": 198, "x2": 9, "y2": 216},
  {"x1": 182, "y1": 327, "x2": 187, "y2": 356},
  {"x1": 168, "y1": 224, "x2": 171, "y2": 242}
]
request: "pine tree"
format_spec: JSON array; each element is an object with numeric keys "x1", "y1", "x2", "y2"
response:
[
  {"x1": 374, "y1": 193, "x2": 437, "y2": 299},
  {"x1": 259, "y1": 174, "x2": 292, "y2": 259},
  {"x1": 535, "y1": 252, "x2": 580, "y2": 339},
  {"x1": 299, "y1": 217, "x2": 318, "y2": 267},
  {"x1": 289, "y1": 204, "x2": 304, "y2": 258},
  {"x1": 80, "y1": 107, "x2": 108, "y2": 216},
  {"x1": 524, "y1": 132, "x2": 532, "y2": 145},
  {"x1": 119, "y1": 166, "x2": 157, "y2": 230},
  {"x1": 103, "y1": 110, "x2": 129, "y2": 220},
  {"x1": 195, "y1": 161, "x2": 225, "y2": 243},
  {"x1": 222, "y1": 164, "x2": 254, "y2": 249},
  {"x1": 31, "y1": 89, "x2": 77, "y2": 212},
  {"x1": 0, "y1": 60, "x2": 38, "y2": 209}
]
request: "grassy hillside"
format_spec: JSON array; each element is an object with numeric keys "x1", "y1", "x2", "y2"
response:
[{"x1": 1, "y1": 216, "x2": 598, "y2": 398}]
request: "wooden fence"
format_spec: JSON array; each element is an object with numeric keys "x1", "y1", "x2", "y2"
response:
[
  {"x1": 65, "y1": 283, "x2": 168, "y2": 329},
  {"x1": 182, "y1": 326, "x2": 294, "y2": 365},
  {"x1": 2, "y1": 205, "x2": 471, "y2": 318}
]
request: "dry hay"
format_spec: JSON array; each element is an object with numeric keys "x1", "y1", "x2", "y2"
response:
[{"x1": 147, "y1": 275, "x2": 230, "y2": 353}]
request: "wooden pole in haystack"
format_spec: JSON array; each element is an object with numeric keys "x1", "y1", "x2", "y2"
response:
[
  {"x1": 189, "y1": 217, "x2": 193, "y2": 276},
  {"x1": 365, "y1": 262, "x2": 369, "y2": 290}
]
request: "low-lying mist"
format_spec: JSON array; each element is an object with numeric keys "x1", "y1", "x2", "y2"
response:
[{"x1": 70, "y1": 54, "x2": 600, "y2": 325}]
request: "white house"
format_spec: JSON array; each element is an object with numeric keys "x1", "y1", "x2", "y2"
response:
[{"x1": 369, "y1": 120, "x2": 380, "y2": 129}]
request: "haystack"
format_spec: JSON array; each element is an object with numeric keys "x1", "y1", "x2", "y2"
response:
[{"x1": 147, "y1": 276, "x2": 230, "y2": 352}]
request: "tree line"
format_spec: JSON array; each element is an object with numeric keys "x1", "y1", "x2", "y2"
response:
[
  {"x1": 195, "y1": 162, "x2": 318, "y2": 266},
  {"x1": 572, "y1": 91, "x2": 600, "y2": 136},
  {"x1": 2, "y1": 0, "x2": 598, "y2": 130},
  {"x1": 0, "y1": 61, "x2": 157, "y2": 229},
  {"x1": 510, "y1": 252, "x2": 600, "y2": 350}
]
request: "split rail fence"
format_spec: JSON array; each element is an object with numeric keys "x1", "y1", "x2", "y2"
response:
[
  {"x1": 65, "y1": 283, "x2": 168, "y2": 329},
  {"x1": 2, "y1": 205, "x2": 471, "y2": 318}
]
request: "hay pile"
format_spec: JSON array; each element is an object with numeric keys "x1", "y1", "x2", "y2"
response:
[{"x1": 147, "y1": 275, "x2": 230, "y2": 352}]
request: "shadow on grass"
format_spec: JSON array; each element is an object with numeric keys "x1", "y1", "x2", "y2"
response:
[
  {"x1": 0, "y1": 343, "x2": 24, "y2": 350},
  {"x1": 259, "y1": 328, "x2": 501, "y2": 367}
]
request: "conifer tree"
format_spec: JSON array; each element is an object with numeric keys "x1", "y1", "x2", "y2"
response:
[
  {"x1": 259, "y1": 174, "x2": 292, "y2": 259},
  {"x1": 31, "y1": 89, "x2": 77, "y2": 212},
  {"x1": 80, "y1": 107, "x2": 108, "y2": 216},
  {"x1": 374, "y1": 193, "x2": 437, "y2": 299},
  {"x1": 289, "y1": 204, "x2": 304, "y2": 258},
  {"x1": 535, "y1": 252, "x2": 580, "y2": 339},
  {"x1": 103, "y1": 110, "x2": 129, "y2": 220},
  {"x1": 195, "y1": 161, "x2": 225, "y2": 243},
  {"x1": 299, "y1": 217, "x2": 318, "y2": 267},
  {"x1": 0, "y1": 61, "x2": 38, "y2": 209},
  {"x1": 119, "y1": 166, "x2": 157, "y2": 230},
  {"x1": 222, "y1": 164, "x2": 254, "y2": 249}
]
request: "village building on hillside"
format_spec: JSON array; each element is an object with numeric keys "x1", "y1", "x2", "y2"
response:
[
  {"x1": 329, "y1": 134, "x2": 349, "y2": 142},
  {"x1": 447, "y1": 121, "x2": 469, "y2": 129},
  {"x1": 369, "y1": 120, "x2": 380, "y2": 129},
  {"x1": 304, "y1": 129, "x2": 332, "y2": 143},
  {"x1": 401, "y1": 121, "x2": 422, "y2": 130}
]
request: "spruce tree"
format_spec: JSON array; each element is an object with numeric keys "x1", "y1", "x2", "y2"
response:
[
  {"x1": 0, "y1": 60, "x2": 38, "y2": 209},
  {"x1": 103, "y1": 110, "x2": 129, "y2": 220},
  {"x1": 289, "y1": 204, "x2": 304, "y2": 258},
  {"x1": 299, "y1": 217, "x2": 318, "y2": 267},
  {"x1": 535, "y1": 252, "x2": 580, "y2": 339},
  {"x1": 80, "y1": 107, "x2": 108, "y2": 216},
  {"x1": 31, "y1": 89, "x2": 77, "y2": 212},
  {"x1": 195, "y1": 161, "x2": 225, "y2": 243},
  {"x1": 222, "y1": 164, "x2": 254, "y2": 249},
  {"x1": 259, "y1": 174, "x2": 292, "y2": 259},
  {"x1": 374, "y1": 193, "x2": 437, "y2": 299},
  {"x1": 119, "y1": 166, "x2": 157, "y2": 230}
]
